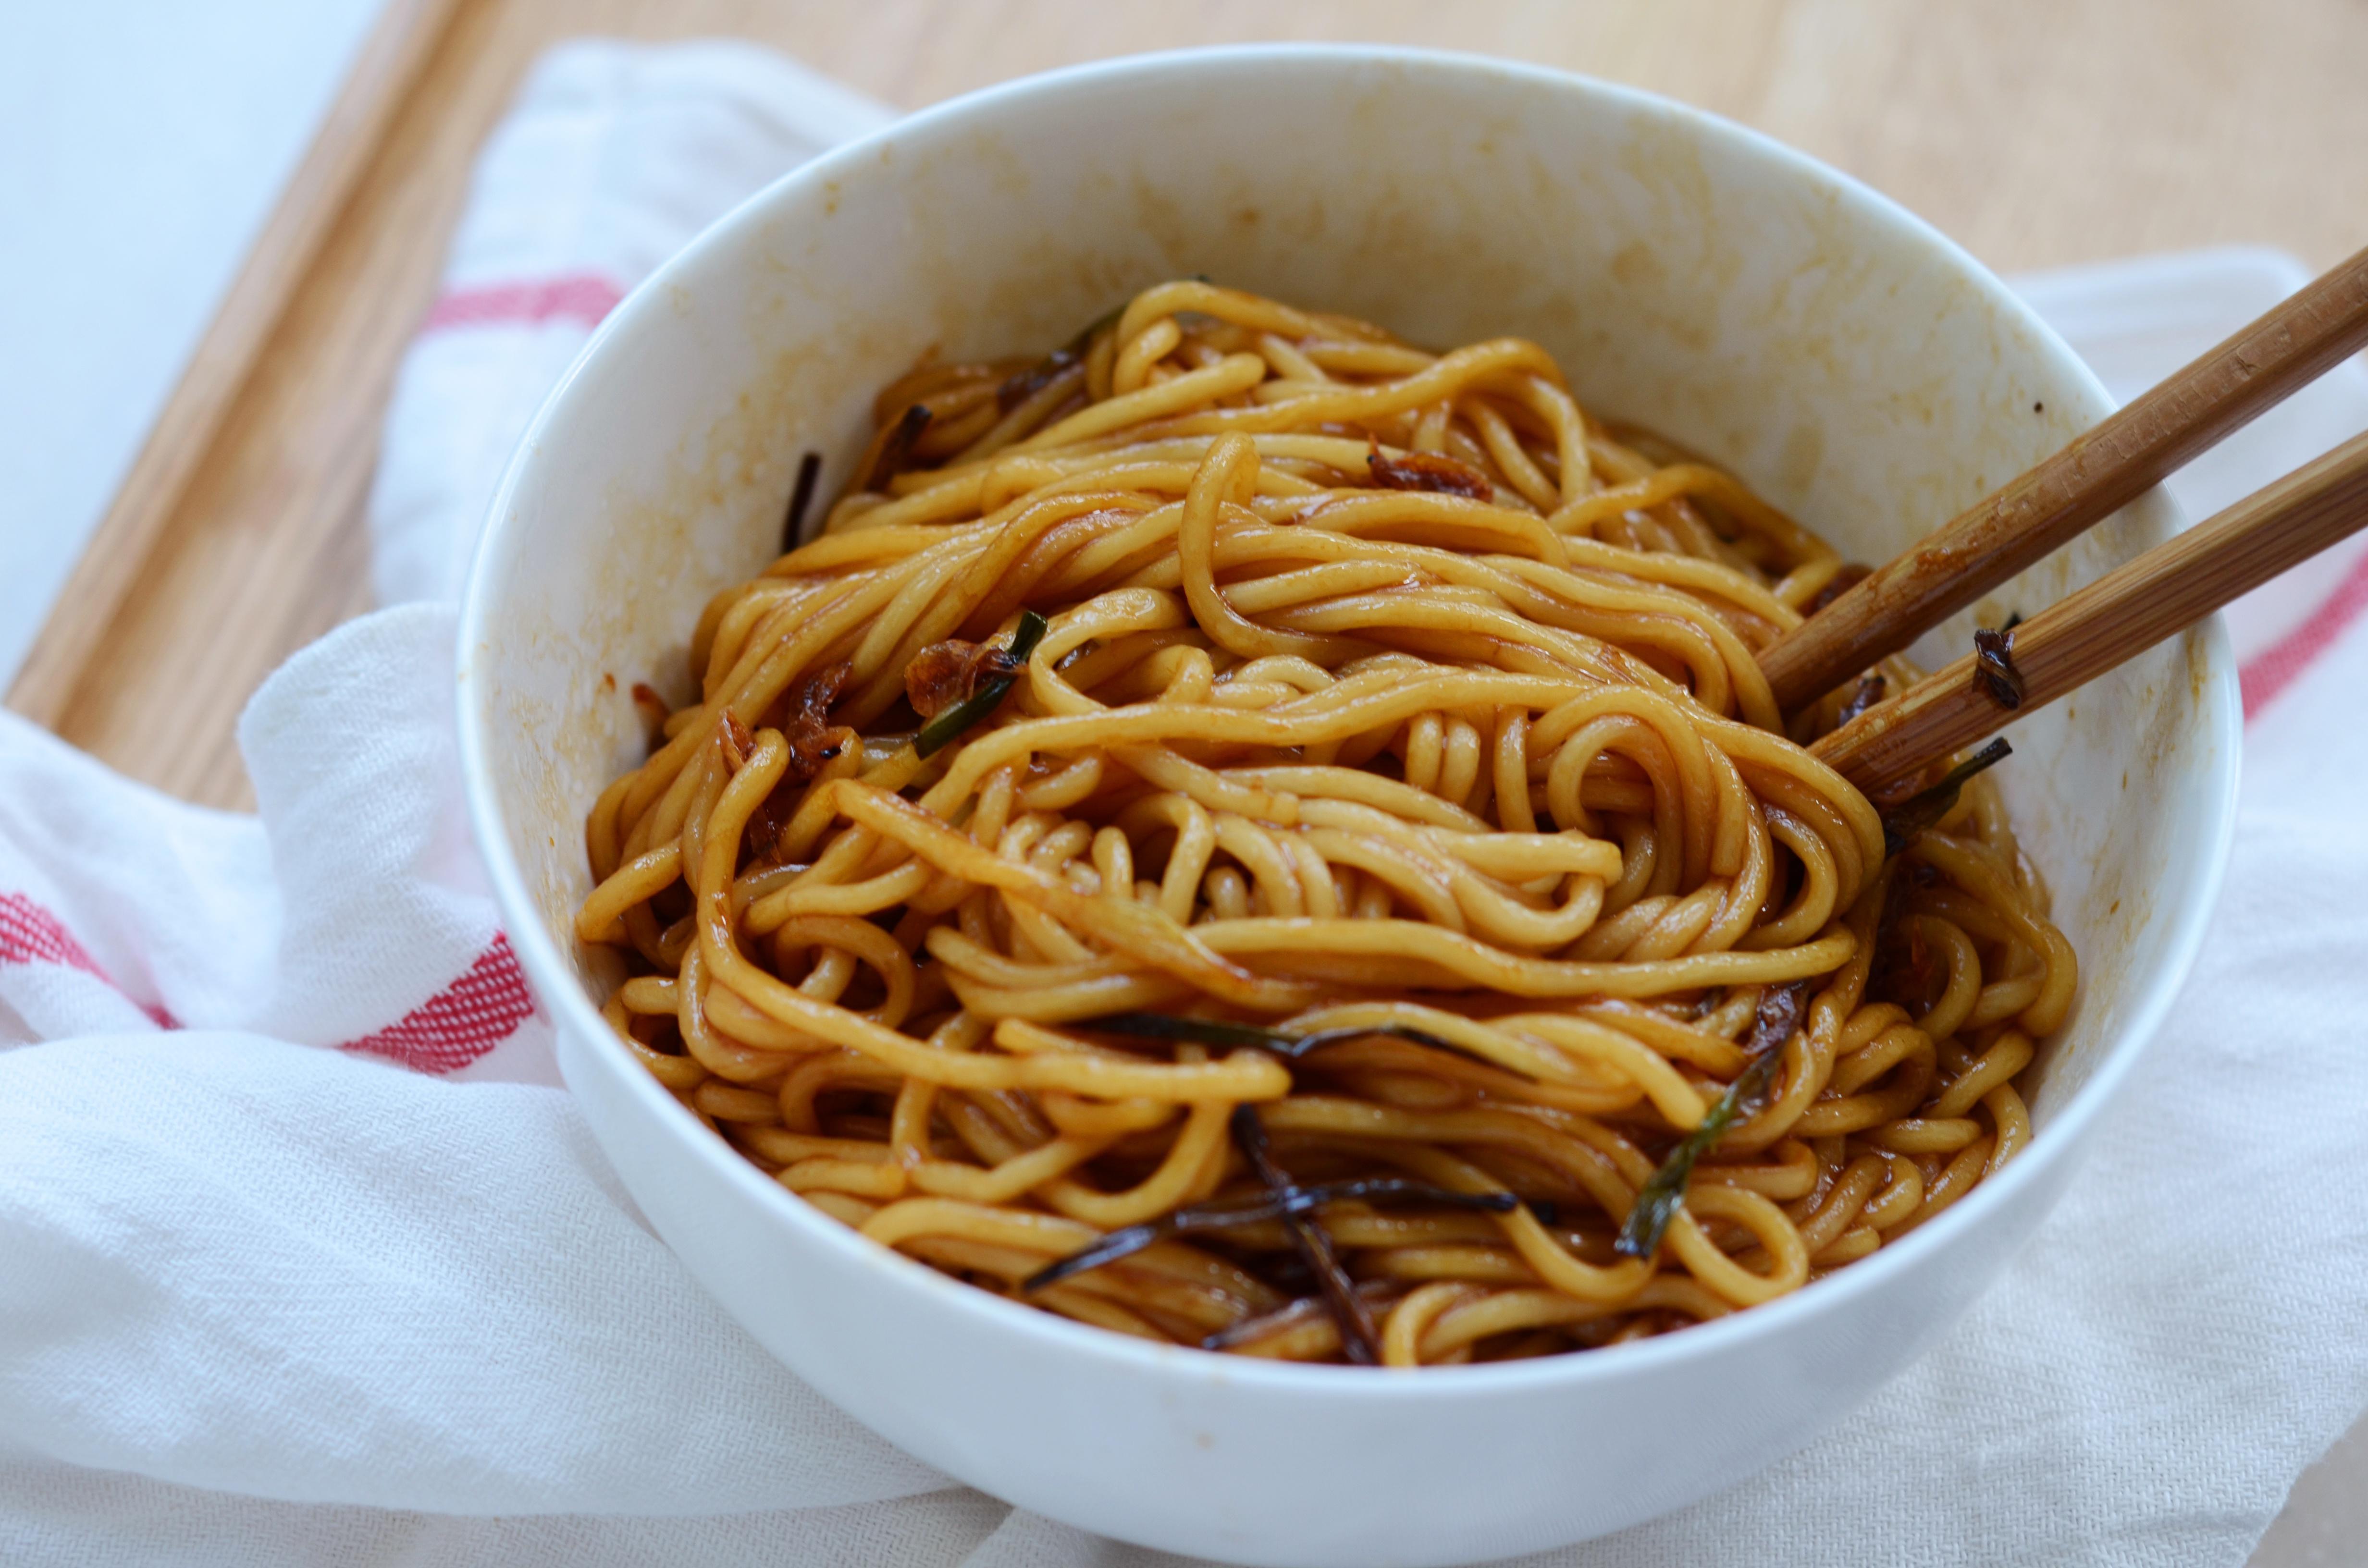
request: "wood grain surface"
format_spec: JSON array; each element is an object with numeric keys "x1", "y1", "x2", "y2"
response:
[{"x1": 13, "y1": 1, "x2": 2368, "y2": 1558}]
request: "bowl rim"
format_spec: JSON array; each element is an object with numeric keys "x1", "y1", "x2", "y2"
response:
[{"x1": 456, "y1": 40, "x2": 2244, "y2": 1399}]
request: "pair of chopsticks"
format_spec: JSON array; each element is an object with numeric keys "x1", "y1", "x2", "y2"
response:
[{"x1": 1765, "y1": 245, "x2": 2368, "y2": 791}]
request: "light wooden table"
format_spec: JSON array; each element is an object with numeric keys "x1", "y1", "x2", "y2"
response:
[{"x1": 12, "y1": 2, "x2": 2364, "y2": 1558}]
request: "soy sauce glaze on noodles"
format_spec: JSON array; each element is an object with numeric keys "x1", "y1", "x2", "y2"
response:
[{"x1": 579, "y1": 282, "x2": 2072, "y2": 1367}]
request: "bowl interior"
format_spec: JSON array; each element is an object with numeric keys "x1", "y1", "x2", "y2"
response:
[{"x1": 465, "y1": 49, "x2": 2226, "y2": 1150}]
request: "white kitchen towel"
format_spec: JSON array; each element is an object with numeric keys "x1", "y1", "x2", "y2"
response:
[
  {"x1": 366, "y1": 38, "x2": 892, "y2": 606},
  {"x1": 5, "y1": 37, "x2": 2368, "y2": 1568}
]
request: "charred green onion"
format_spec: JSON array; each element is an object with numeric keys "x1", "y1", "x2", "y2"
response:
[
  {"x1": 994, "y1": 303, "x2": 1127, "y2": 410},
  {"x1": 1879, "y1": 738, "x2": 2012, "y2": 855},
  {"x1": 1086, "y1": 1011, "x2": 1459, "y2": 1060},
  {"x1": 912, "y1": 610, "x2": 1048, "y2": 758},
  {"x1": 779, "y1": 450, "x2": 823, "y2": 551},
  {"x1": 858, "y1": 403, "x2": 932, "y2": 492},
  {"x1": 1616, "y1": 980, "x2": 1808, "y2": 1261},
  {"x1": 1022, "y1": 1177, "x2": 1535, "y2": 1293},
  {"x1": 1972, "y1": 625, "x2": 2025, "y2": 710},
  {"x1": 1202, "y1": 1285, "x2": 1396, "y2": 1353},
  {"x1": 1230, "y1": 1104, "x2": 1382, "y2": 1364},
  {"x1": 994, "y1": 351, "x2": 1080, "y2": 413}
]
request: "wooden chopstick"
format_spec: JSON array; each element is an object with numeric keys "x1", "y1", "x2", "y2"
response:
[
  {"x1": 1812, "y1": 426, "x2": 2368, "y2": 789},
  {"x1": 1758, "y1": 243, "x2": 2368, "y2": 711}
]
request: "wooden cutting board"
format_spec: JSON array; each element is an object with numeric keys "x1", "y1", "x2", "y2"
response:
[{"x1": 14, "y1": 0, "x2": 2368, "y2": 819}]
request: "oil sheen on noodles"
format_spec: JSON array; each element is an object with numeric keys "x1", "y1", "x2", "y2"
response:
[{"x1": 577, "y1": 281, "x2": 2072, "y2": 1368}]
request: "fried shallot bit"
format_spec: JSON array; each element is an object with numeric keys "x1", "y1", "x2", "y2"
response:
[
  {"x1": 905, "y1": 639, "x2": 1024, "y2": 720},
  {"x1": 776, "y1": 661, "x2": 856, "y2": 781},
  {"x1": 1366, "y1": 445, "x2": 1492, "y2": 500},
  {"x1": 739, "y1": 663, "x2": 856, "y2": 866},
  {"x1": 718, "y1": 711, "x2": 756, "y2": 769}
]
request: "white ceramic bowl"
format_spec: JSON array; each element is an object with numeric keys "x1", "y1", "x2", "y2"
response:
[{"x1": 457, "y1": 46, "x2": 2238, "y2": 1568}]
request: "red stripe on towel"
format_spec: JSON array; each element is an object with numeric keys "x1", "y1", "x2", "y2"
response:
[
  {"x1": 0, "y1": 893, "x2": 533, "y2": 1068},
  {"x1": 338, "y1": 933, "x2": 537, "y2": 1074},
  {"x1": 419, "y1": 273, "x2": 626, "y2": 334},
  {"x1": 2240, "y1": 546, "x2": 2368, "y2": 720},
  {"x1": 0, "y1": 892, "x2": 176, "y2": 1028}
]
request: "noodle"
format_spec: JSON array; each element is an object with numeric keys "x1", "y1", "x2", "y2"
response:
[{"x1": 578, "y1": 282, "x2": 2074, "y2": 1367}]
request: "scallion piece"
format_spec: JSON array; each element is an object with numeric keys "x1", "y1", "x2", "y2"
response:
[
  {"x1": 1087, "y1": 1014, "x2": 1296, "y2": 1053},
  {"x1": 1972, "y1": 626, "x2": 2026, "y2": 710},
  {"x1": 1021, "y1": 1177, "x2": 1532, "y2": 1293},
  {"x1": 1879, "y1": 738, "x2": 2012, "y2": 855},
  {"x1": 912, "y1": 610, "x2": 1048, "y2": 759},
  {"x1": 779, "y1": 450, "x2": 823, "y2": 551},
  {"x1": 1616, "y1": 981, "x2": 1808, "y2": 1260},
  {"x1": 1232, "y1": 1105, "x2": 1381, "y2": 1364}
]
